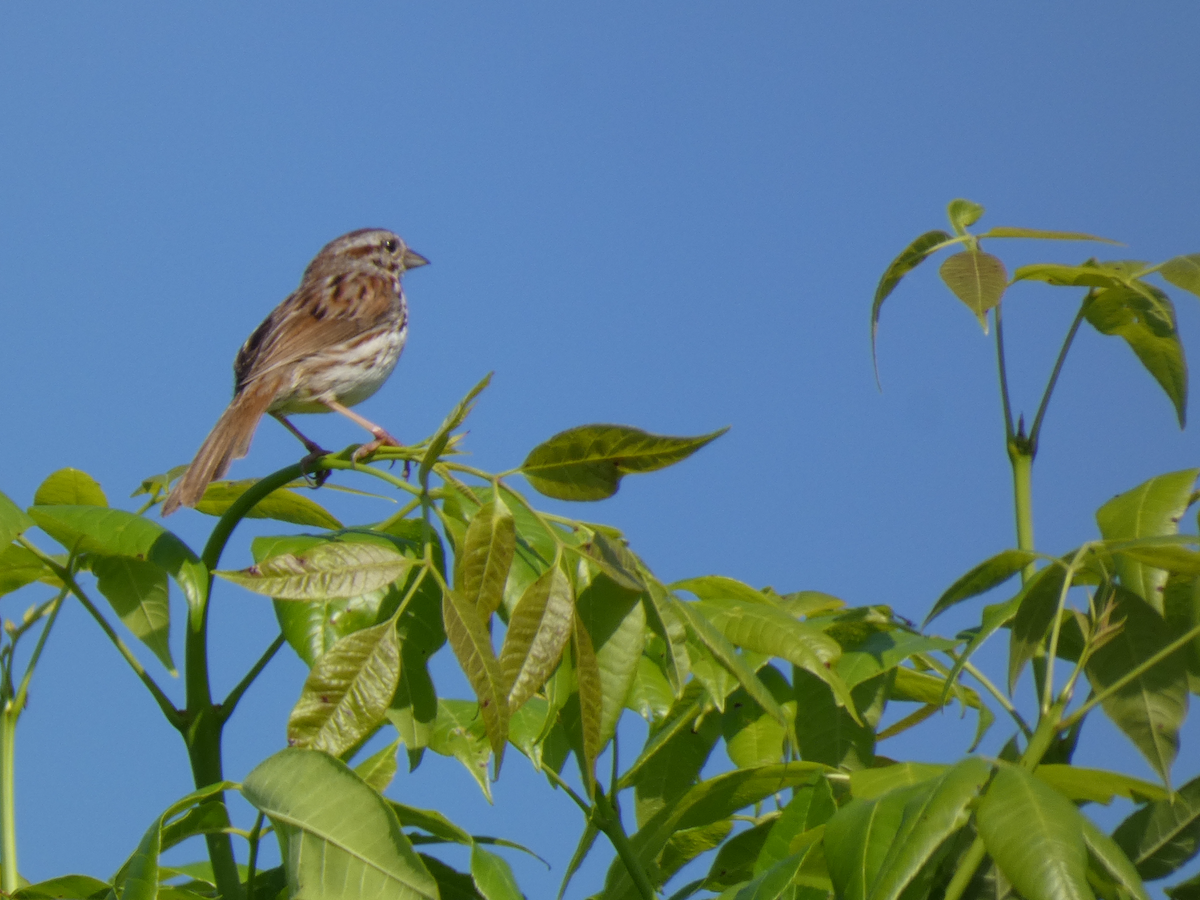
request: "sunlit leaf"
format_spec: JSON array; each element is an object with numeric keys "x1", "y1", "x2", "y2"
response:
[
  {"x1": 442, "y1": 587, "x2": 508, "y2": 771},
  {"x1": 242, "y1": 748, "x2": 437, "y2": 899},
  {"x1": 427, "y1": 699, "x2": 493, "y2": 801},
  {"x1": 979, "y1": 226, "x2": 1119, "y2": 243},
  {"x1": 576, "y1": 573, "x2": 646, "y2": 749},
  {"x1": 643, "y1": 581, "x2": 691, "y2": 694},
  {"x1": 521, "y1": 424, "x2": 728, "y2": 501},
  {"x1": 33, "y1": 468, "x2": 107, "y2": 507},
  {"x1": 939, "y1": 250, "x2": 1008, "y2": 331},
  {"x1": 0, "y1": 489, "x2": 33, "y2": 548},
  {"x1": 499, "y1": 565, "x2": 574, "y2": 710},
  {"x1": 823, "y1": 782, "x2": 930, "y2": 900},
  {"x1": 1161, "y1": 254, "x2": 1200, "y2": 300},
  {"x1": 722, "y1": 665, "x2": 794, "y2": 769},
  {"x1": 1097, "y1": 469, "x2": 1199, "y2": 611},
  {"x1": 1080, "y1": 815, "x2": 1152, "y2": 900},
  {"x1": 1035, "y1": 765, "x2": 1166, "y2": 805},
  {"x1": 470, "y1": 845, "x2": 522, "y2": 900},
  {"x1": 287, "y1": 619, "x2": 401, "y2": 756},
  {"x1": 0, "y1": 544, "x2": 51, "y2": 597},
  {"x1": 947, "y1": 198, "x2": 985, "y2": 233},
  {"x1": 355, "y1": 738, "x2": 401, "y2": 793},
  {"x1": 755, "y1": 779, "x2": 837, "y2": 874},
  {"x1": 1012, "y1": 261, "x2": 1134, "y2": 289},
  {"x1": 418, "y1": 372, "x2": 493, "y2": 485},
  {"x1": 218, "y1": 536, "x2": 413, "y2": 600},
  {"x1": 455, "y1": 497, "x2": 516, "y2": 622},
  {"x1": 195, "y1": 479, "x2": 341, "y2": 528}
]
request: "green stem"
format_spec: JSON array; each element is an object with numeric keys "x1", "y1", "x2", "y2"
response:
[
  {"x1": 0, "y1": 706, "x2": 16, "y2": 895},
  {"x1": 1009, "y1": 448, "x2": 1036, "y2": 575},
  {"x1": 1042, "y1": 548, "x2": 1087, "y2": 715},
  {"x1": 994, "y1": 303, "x2": 1015, "y2": 440},
  {"x1": 594, "y1": 787, "x2": 658, "y2": 900},
  {"x1": 1028, "y1": 302, "x2": 1087, "y2": 453},
  {"x1": 219, "y1": 634, "x2": 286, "y2": 724},
  {"x1": 245, "y1": 811, "x2": 266, "y2": 900},
  {"x1": 959, "y1": 659, "x2": 1033, "y2": 738},
  {"x1": 943, "y1": 837, "x2": 986, "y2": 900}
]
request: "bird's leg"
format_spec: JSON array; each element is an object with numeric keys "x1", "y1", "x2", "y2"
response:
[
  {"x1": 318, "y1": 399, "x2": 409, "y2": 477},
  {"x1": 271, "y1": 412, "x2": 331, "y2": 487}
]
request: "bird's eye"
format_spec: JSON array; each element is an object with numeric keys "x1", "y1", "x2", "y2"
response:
[{"x1": 383, "y1": 238, "x2": 398, "y2": 253}]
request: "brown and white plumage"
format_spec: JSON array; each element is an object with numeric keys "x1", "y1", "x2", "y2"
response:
[{"x1": 162, "y1": 228, "x2": 427, "y2": 516}]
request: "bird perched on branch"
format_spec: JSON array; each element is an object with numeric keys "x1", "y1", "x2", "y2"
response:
[{"x1": 162, "y1": 228, "x2": 428, "y2": 516}]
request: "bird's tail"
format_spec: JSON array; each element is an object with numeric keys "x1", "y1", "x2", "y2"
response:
[{"x1": 162, "y1": 380, "x2": 279, "y2": 516}]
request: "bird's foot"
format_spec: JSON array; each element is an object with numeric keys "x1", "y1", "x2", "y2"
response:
[{"x1": 300, "y1": 445, "x2": 333, "y2": 488}]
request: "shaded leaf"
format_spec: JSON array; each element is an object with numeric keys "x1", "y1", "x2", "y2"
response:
[
  {"x1": 755, "y1": 779, "x2": 837, "y2": 874},
  {"x1": 575, "y1": 531, "x2": 645, "y2": 592},
  {"x1": 0, "y1": 543, "x2": 53, "y2": 597},
  {"x1": 1081, "y1": 815, "x2": 1151, "y2": 900},
  {"x1": 287, "y1": 618, "x2": 401, "y2": 756},
  {"x1": 823, "y1": 783, "x2": 929, "y2": 900},
  {"x1": 1084, "y1": 285, "x2": 1188, "y2": 427},
  {"x1": 242, "y1": 748, "x2": 437, "y2": 899},
  {"x1": 1086, "y1": 587, "x2": 1188, "y2": 785},
  {"x1": 976, "y1": 764, "x2": 1094, "y2": 900},
  {"x1": 14, "y1": 875, "x2": 112, "y2": 899},
  {"x1": 705, "y1": 821, "x2": 777, "y2": 890},
  {"x1": 90, "y1": 555, "x2": 174, "y2": 672},
  {"x1": 1113, "y1": 773, "x2": 1200, "y2": 880},
  {"x1": 1035, "y1": 765, "x2": 1167, "y2": 805},
  {"x1": 576, "y1": 572, "x2": 647, "y2": 748},
  {"x1": 1008, "y1": 563, "x2": 1070, "y2": 694},
  {"x1": 442, "y1": 586, "x2": 508, "y2": 771},
  {"x1": 521, "y1": 425, "x2": 728, "y2": 501},
  {"x1": 927, "y1": 549, "x2": 1040, "y2": 624},
  {"x1": 723, "y1": 665, "x2": 794, "y2": 769},
  {"x1": 871, "y1": 230, "x2": 955, "y2": 379},
  {"x1": 939, "y1": 250, "x2": 1008, "y2": 330}
]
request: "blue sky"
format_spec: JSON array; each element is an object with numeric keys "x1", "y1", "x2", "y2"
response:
[{"x1": 2, "y1": 3, "x2": 1199, "y2": 896}]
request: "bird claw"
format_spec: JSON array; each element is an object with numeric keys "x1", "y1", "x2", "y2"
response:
[{"x1": 300, "y1": 446, "x2": 333, "y2": 488}]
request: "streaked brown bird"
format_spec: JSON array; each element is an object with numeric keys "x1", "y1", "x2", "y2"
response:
[{"x1": 162, "y1": 228, "x2": 428, "y2": 516}]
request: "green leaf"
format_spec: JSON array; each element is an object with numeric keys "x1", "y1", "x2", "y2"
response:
[
  {"x1": 978, "y1": 226, "x2": 1120, "y2": 243},
  {"x1": 735, "y1": 852, "x2": 807, "y2": 900},
  {"x1": 947, "y1": 198, "x2": 985, "y2": 233},
  {"x1": 419, "y1": 855, "x2": 484, "y2": 900},
  {"x1": 631, "y1": 704, "x2": 721, "y2": 827},
  {"x1": 1083, "y1": 285, "x2": 1188, "y2": 428},
  {"x1": 1008, "y1": 563, "x2": 1070, "y2": 694},
  {"x1": 390, "y1": 800, "x2": 473, "y2": 844},
  {"x1": 14, "y1": 875, "x2": 112, "y2": 899},
  {"x1": 672, "y1": 575, "x2": 780, "y2": 607},
  {"x1": 1085, "y1": 587, "x2": 1188, "y2": 784},
  {"x1": 869, "y1": 757, "x2": 994, "y2": 900},
  {"x1": 1096, "y1": 470, "x2": 1200, "y2": 611},
  {"x1": 705, "y1": 820, "x2": 777, "y2": 890},
  {"x1": 1035, "y1": 765, "x2": 1167, "y2": 805},
  {"x1": 755, "y1": 779, "x2": 837, "y2": 874},
  {"x1": 835, "y1": 631, "x2": 958, "y2": 689},
  {"x1": 626, "y1": 653, "x2": 675, "y2": 721},
  {"x1": 671, "y1": 597, "x2": 789, "y2": 727},
  {"x1": 1166, "y1": 871, "x2": 1200, "y2": 900},
  {"x1": 241, "y1": 748, "x2": 438, "y2": 899},
  {"x1": 621, "y1": 682, "x2": 712, "y2": 800},
  {"x1": 418, "y1": 372, "x2": 492, "y2": 485},
  {"x1": 575, "y1": 572, "x2": 647, "y2": 750},
  {"x1": 1113, "y1": 543, "x2": 1200, "y2": 577},
  {"x1": 604, "y1": 763, "x2": 828, "y2": 900},
  {"x1": 574, "y1": 531, "x2": 646, "y2": 593},
  {"x1": 976, "y1": 764, "x2": 1095, "y2": 900},
  {"x1": 28, "y1": 505, "x2": 206, "y2": 610},
  {"x1": 0, "y1": 489, "x2": 33, "y2": 548},
  {"x1": 1113, "y1": 773, "x2": 1200, "y2": 879},
  {"x1": 355, "y1": 738, "x2": 401, "y2": 792},
  {"x1": 499, "y1": 565, "x2": 574, "y2": 711},
  {"x1": 1080, "y1": 816, "x2": 1151, "y2": 900},
  {"x1": 90, "y1": 555, "x2": 174, "y2": 673},
  {"x1": 849, "y1": 762, "x2": 947, "y2": 800},
  {"x1": 567, "y1": 610, "x2": 604, "y2": 791},
  {"x1": 521, "y1": 424, "x2": 728, "y2": 501},
  {"x1": 692, "y1": 597, "x2": 853, "y2": 714},
  {"x1": 455, "y1": 497, "x2": 516, "y2": 622},
  {"x1": 427, "y1": 699, "x2": 494, "y2": 801},
  {"x1": 33, "y1": 468, "x2": 107, "y2": 506},
  {"x1": 217, "y1": 536, "x2": 413, "y2": 600},
  {"x1": 871, "y1": 230, "x2": 955, "y2": 379},
  {"x1": 287, "y1": 618, "x2": 401, "y2": 756},
  {"x1": 1012, "y1": 261, "x2": 1133, "y2": 289},
  {"x1": 0, "y1": 544, "x2": 53, "y2": 597},
  {"x1": 939, "y1": 250, "x2": 1008, "y2": 331},
  {"x1": 194, "y1": 479, "x2": 341, "y2": 528},
  {"x1": 722, "y1": 665, "x2": 794, "y2": 769},
  {"x1": 823, "y1": 782, "x2": 930, "y2": 900},
  {"x1": 1160, "y1": 254, "x2": 1200, "y2": 300},
  {"x1": 793, "y1": 668, "x2": 887, "y2": 770},
  {"x1": 942, "y1": 593, "x2": 1021, "y2": 702},
  {"x1": 470, "y1": 845, "x2": 522, "y2": 900},
  {"x1": 660, "y1": 821, "x2": 733, "y2": 886},
  {"x1": 926, "y1": 549, "x2": 1040, "y2": 624},
  {"x1": 643, "y1": 582, "x2": 691, "y2": 695},
  {"x1": 442, "y1": 586, "x2": 508, "y2": 772}
]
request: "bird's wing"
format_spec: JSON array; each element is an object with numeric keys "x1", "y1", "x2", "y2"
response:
[{"x1": 234, "y1": 269, "x2": 399, "y2": 392}]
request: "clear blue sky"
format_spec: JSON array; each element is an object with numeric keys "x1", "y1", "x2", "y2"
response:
[{"x1": 2, "y1": 3, "x2": 1198, "y2": 896}]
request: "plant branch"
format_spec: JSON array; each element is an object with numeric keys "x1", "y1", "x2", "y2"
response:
[
  {"x1": 594, "y1": 786, "x2": 658, "y2": 900},
  {"x1": 17, "y1": 539, "x2": 181, "y2": 726},
  {"x1": 994, "y1": 303, "x2": 1015, "y2": 440},
  {"x1": 219, "y1": 633, "x2": 286, "y2": 724},
  {"x1": 1027, "y1": 301, "x2": 1087, "y2": 453},
  {"x1": 959, "y1": 659, "x2": 1033, "y2": 738},
  {"x1": 1060, "y1": 621, "x2": 1200, "y2": 732}
]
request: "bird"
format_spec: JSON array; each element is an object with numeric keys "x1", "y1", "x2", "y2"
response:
[{"x1": 161, "y1": 228, "x2": 428, "y2": 516}]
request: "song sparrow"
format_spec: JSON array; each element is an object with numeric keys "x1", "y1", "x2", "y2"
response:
[{"x1": 162, "y1": 228, "x2": 428, "y2": 516}]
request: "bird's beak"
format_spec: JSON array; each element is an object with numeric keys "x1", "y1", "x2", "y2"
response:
[{"x1": 402, "y1": 249, "x2": 430, "y2": 270}]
